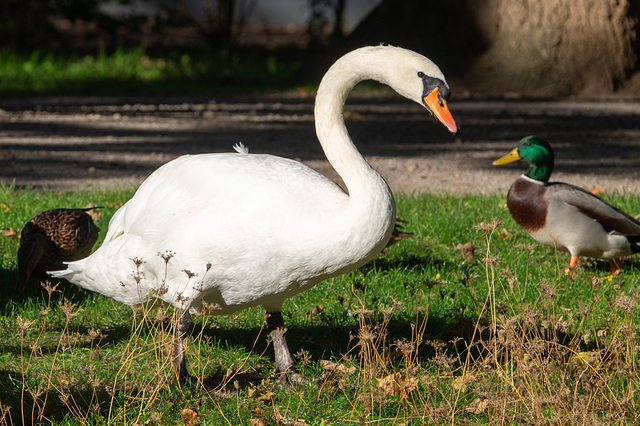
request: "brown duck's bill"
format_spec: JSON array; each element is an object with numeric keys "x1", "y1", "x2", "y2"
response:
[
  {"x1": 424, "y1": 88, "x2": 457, "y2": 134},
  {"x1": 16, "y1": 269, "x2": 30, "y2": 292},
  {"x1": 493, "y1": 148, "x2": 521, "y2": 165}
]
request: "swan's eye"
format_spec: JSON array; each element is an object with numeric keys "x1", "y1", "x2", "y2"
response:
[{"x1": 417, "y1": 71, "x2": 425, "y2": 78}]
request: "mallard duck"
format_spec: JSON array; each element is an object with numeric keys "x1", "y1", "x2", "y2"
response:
[
  {"x1": 17, "y1": 208, "x2": 100, "y2": 292},
  {"x1": 493, "y1": 136, "x2": 640, "y2": 274},
  {"x1": 52, "y1": 45, "x2": 457, "y2": 391}
]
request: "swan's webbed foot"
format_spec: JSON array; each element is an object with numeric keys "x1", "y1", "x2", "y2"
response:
[
  {"x1": 266, "y1": 311, "x2": 311, "y2": 389},
  {"x1": 180, "y1": 374, "x2": 235, "y2": 398}
]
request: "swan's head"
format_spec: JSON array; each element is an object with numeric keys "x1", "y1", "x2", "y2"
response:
[
  {"x1": 373, "y1": 46, "x2": 458, "y2": 134},
  {"x1": 352, "y1": 46, "x2": 458, "y2": 133},
  {"x1": 318, "y1": 45, "x2": 458, "y2": 134}
]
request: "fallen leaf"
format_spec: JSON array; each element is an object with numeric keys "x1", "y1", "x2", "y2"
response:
[
  {"x1": 247, "y1": 384, "x2": 257, "y2": 397},
  {"x1": 181, "y1": 408, "x2": 200, "y2": 426},
  {"x1": 496, "y1": 228, "x2": 511, "y2": 239},
  {"x1": 273, "y1": 406, "x2": 310, "y2": 426},
  {"x1": 0, "y1": 203, "x2": 9, "y2": 212},
  {"x1": 591, "y1": 186, "x2": 605, "y2": 195},
  {"x1": 456, "y1": 242, "x2": 476, "y2": 262},
  {"x1": 466, "y1": 397, "x2": 489, "y2": 413},
  {"x1": 1, "y1": 227, "x2": 18, "y2": 237},
  {"x1": 305, "y1": 304, "x2": 324, "y2": 317},
  {"x1": 250, "y1": 419, "x2": 268, "y2": 426},
  {"x1": 257, "y1": 391, "x2": 275, "y2": 404},
  {"x1": 451, "y1": 373, "x2": 476, "y2": 391},
  {"x1": 569, "y1": 351, "x2": 601, "y2": 368},
  {"x1": 376, "y1": 372, "x2": 418, "y2": 397},
  {"x1": 84, "y1": 203, "x2": 103, "y2": 221},
  {"x1": 320, "y1": 360, "x2": 356, "y2": 374}
]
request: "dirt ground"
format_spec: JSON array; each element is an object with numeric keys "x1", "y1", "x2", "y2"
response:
[{"x1": 1, "y1": 94, "x2": 640, "y2": 196}]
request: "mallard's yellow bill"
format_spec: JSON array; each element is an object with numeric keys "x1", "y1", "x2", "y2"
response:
[{"x1": 493, "y1": 148, "x2": 521, "y2": 165}]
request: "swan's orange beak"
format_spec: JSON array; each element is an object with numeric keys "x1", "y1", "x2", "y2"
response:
[{"x1": 424, "y1": 88, "x2": 457, "y2": 134}]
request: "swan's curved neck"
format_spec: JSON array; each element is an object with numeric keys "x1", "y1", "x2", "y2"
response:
[{"x1": 314, "y1": 52, "x2": 389, "y2": 201}]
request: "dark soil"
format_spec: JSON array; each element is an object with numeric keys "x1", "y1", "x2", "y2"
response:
[{"x1": 1, "y1": 94, "x2": 640, "y2": 195}]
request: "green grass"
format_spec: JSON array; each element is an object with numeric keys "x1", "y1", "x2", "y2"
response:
[
  {"x1": 0, "y1": 48, "x2": 303, "y2": 96},
  {"x1": 1, "y1": 183, "x2": 640, "y2": 424}
]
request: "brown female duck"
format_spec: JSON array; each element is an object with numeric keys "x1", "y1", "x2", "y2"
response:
[{"x1": 17, "y1": 207, "x2": 101, "y2": 291}]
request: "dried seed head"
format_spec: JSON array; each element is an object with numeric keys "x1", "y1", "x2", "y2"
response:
[
  {"x1": 540, "y1": 279, "x2": 557, "y2": 297},
  {"x1": 158, "y1": 251, "x2": 175, "y2": 264},
  {"x1": 353, "y1": 308, "x2": 374, "y2": 319},
  {"x1": 615, "y1": 295, "x2": 636, "y2": 313},
  {"x1": 358, "y1": 324, "x2": 377, "y2": 344},
  {"x1": 153, "y1": 285, "x2": 169, "y2": 297},
  {"x1": 294, "y1": 349, "x2": 312, "y2": 366},
  {"x1": 59, "y1": 298, "x2": 79, "y2": 321},
  {"x1": 17, "y1": 316, "x2": 37, "y2": 332},
  {"x1": 394, "y1": 338, "x2": 414, "y2": 358},
  {"x1": 202, "y1": 301, "x2": 221, "y2": 315},
  {"x1": 473, "y1": 218, "x2": 503, "y2": 235},
  {"x1": 40, "y1": 281, "x2": 60, "y2": 298},
  {"x1": 514, "y1": 243, "x2": 537, "y2": 253},
  {"x1": 88, "y1": 328, "x2": 104, "y2": 342}
]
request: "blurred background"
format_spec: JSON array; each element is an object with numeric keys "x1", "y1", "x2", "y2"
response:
[{"x1": 2, "y1": 0, "x2": 640, "y2": 97}]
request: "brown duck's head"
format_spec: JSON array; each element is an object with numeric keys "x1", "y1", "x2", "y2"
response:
[{"x1": 16, "y1": 226, "x2": 46, "y2": 292}]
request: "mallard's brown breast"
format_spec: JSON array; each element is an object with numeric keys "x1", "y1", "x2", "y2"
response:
[{"x1": 506, "y1": 177, "x2": 548, "y2": 232}]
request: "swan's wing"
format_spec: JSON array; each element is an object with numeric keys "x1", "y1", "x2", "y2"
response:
[{"x1": 102, "y1": 152, "x2": 353, "y2": 268}]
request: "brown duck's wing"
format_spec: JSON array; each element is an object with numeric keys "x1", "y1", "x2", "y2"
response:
[
  {"x1": 30, "y1": 208, "x2": 101, "y2": 260},
  {"x1": 546, "y1": 182, "x2": 640, "y2": 235}
]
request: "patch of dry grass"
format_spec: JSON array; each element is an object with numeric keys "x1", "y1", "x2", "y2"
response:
[{"x1": 1, "y1": 191, "x2": 640, "y2": 424}]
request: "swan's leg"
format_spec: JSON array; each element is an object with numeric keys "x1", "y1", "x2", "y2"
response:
[
  {"x1": 266, "y1": 311, "x2": 305, "y2": 388},
  {"x1": 173, "y1": 307, "x2": 229, "y2": 395},
  {"x1": 173, "y1": 307, "x2": 194, "y2": 383}
]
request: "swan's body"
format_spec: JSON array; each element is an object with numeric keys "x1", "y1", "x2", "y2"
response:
[
  {"x1": 494, "y1": 136, "x2": 640, "y2": 274},
  {"x1": 52, "y1": 45, "x2": 457, "y2": 388}
]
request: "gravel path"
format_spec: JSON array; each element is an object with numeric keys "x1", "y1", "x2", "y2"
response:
[{"x1": 1, "y1": 94, "x2": 640, "y2": 195}]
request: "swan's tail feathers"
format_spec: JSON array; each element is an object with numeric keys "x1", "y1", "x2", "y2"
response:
[
  {"x1": 49, "y1": 234, "x2": 158, "y2": 306},
  {"x1": 233, "y1": 142, "x2": 249, "y2": 154},
  {"x1": 627, "y1": 235, "x2": 640, "y2": 254}
]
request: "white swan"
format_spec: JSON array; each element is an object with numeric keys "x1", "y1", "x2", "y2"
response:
[{"x1": 52, "y1": 45, "x2": 457, "y2": 389}]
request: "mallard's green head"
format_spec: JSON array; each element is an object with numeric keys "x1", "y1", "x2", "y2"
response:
[{"x1": 493, "y1": 136, "x2": 554, "y2": 182}]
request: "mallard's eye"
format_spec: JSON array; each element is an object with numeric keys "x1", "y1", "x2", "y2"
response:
[{"x1": 417, "y1": 71, "x2": 425, "y2": 78}]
